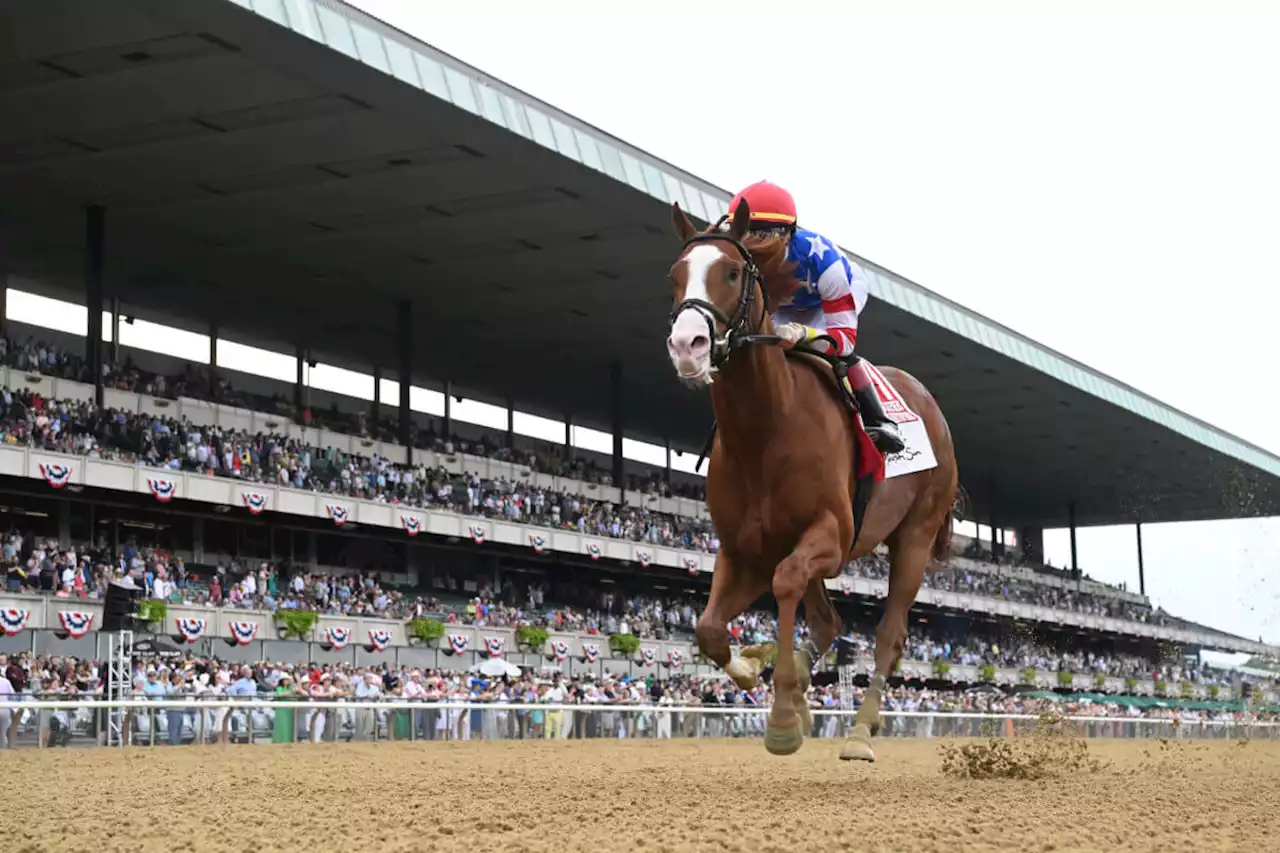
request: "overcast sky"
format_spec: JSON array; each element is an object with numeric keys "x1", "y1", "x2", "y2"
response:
[{"x1": 347, "y1": 0, "x2": 1280, "y2": 643}]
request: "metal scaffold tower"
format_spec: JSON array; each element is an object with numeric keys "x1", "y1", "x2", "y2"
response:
[{"x1": 105, "y1": 630, "x2": 134, "y2": 747}]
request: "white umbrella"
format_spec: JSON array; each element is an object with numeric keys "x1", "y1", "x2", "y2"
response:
[{"x1": 469, "y1": 658, "x2": 522, "y2": 678}]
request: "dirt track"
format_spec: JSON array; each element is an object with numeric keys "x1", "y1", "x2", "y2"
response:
[{"x1": 5, "y1": 738, "x2": 1279, "y2": 853}]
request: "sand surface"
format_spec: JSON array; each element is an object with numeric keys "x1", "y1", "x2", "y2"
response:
[{"x1": 4, "y1": 737, "x2": 1278, "y2": 853}]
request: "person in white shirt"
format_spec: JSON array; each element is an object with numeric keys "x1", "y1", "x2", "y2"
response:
[{"x1": 0, "y1": 671, "x2": 14, "y2": 749}]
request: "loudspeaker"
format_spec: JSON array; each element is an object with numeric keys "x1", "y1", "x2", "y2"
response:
[{"x1": 101, "y1": 580, "x2": 142, "y2": 632}]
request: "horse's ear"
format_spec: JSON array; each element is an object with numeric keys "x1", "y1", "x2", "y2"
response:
[
  {"x1": 728, "y1": 197, "x2": 751, "y2": 242},
  {"x1": 671, "y1": 202, "x2": 697, "y2": 242}
]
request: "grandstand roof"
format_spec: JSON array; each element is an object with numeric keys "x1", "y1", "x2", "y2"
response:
[{"x1": 3, "y1": 0, "x2": 1280, "y2": 529}]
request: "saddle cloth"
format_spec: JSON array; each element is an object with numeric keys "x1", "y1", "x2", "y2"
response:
[{"x1": 844, "y1": 363, "x2": 939, "y2": 481}]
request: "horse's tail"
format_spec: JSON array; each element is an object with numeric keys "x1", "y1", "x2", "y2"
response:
[{"x1": 932, "y1": 485, "x2": 967, "y2": 566}]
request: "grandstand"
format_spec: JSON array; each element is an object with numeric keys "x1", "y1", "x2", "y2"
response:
[{"x1": 1, "y1": 0, "x2": 1278, "y2": 735}]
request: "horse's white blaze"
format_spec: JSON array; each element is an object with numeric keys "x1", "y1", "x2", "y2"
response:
[{"x1": 668, "y1": 244, "x2": 723, "y2": 383}]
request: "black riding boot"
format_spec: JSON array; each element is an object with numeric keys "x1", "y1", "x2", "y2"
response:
[{"x1": 846, "y1": 359, "x2": 905, "y2": 455}]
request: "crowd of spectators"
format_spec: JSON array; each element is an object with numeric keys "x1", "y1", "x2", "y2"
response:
[{"x1": 3, "y1": 651, "x2": 1273, "y2": 748}]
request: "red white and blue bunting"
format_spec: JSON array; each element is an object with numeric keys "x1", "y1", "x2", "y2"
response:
[
  {"x1": 1, "y1": 608, "x2": 31, "y2": 636},
  {"x1": 401, "y1": 514, "x2": 422, "y2": 537},
  {"x1": 326, "y1": 504, "x2": 350, "y2": 526},
  {"x1": 485, "y1": 636, "x2": 505, "y2": 658},
  {"x1": 581, "y1": 643, "x2": 600, "y2": 664},
  {"x1": 325, "y1": 627, "x2": 350, "y2": 650},
  {"x1": 57, "y1": 610, "x2": 94, "y2": 638},
  {"x1": 636, "y1": 549, "x2": 651, "y2": 568},
  {"x1": 529, "y1": 534, "x2": 547, "y2": 554},
  {"x1": 549, "y1": 640, "x2": 570, "y2": 662},
  {"x1": 368, "y1": 629, "x2": 391, "y2": 652},
  {"x1": 666, "y1": 649, "x2": 684, "y2": 669},
  {"x1": 147, "y1": 477, "x2": 177, "y2": 503},
  {"x1": 447, "y1": 633, "x2": 469, "y2": 655},
  {"x1": 683, "y1": 556, "x2": 700, "y2": 574},
  {"x1": 468, "y1": 524, "x2": 487, "y2": 544},
  {"x1": 242, "y1": 491, "x2": 268, "y2": 515},
  {"x1": 176, "y1": 618, "x2": 207, "y2": 643},
  {"x1": 585, "y1": 542, "x2": 602, "y2": 561},
  {"x1": 39, "y1": 462, "x2": 72, "y2": 489},
  {"x1": 638, "y1": 647, "x2": 657, "y2": 667},
  {"x1": 229, "y1": 621, "x2": 259, "y2": 646}
]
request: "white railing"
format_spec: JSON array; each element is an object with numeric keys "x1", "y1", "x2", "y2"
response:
[{"x1": 6, "y1": 698, "x2": 1275, "y2": 750}]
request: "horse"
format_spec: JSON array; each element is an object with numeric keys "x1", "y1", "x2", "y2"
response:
[{"x1": 664, "y1": 199, "x2": 959, "y2": 761}]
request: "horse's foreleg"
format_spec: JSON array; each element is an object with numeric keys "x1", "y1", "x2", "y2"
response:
[
  {"x1": 695, "y1": 552, "x2": 771, "y2": 690},
  {"x1": 797, "y1": 581, "x2": 843, "y2": 732},
  {"x1": 840, "y1": 534, "x2": 929, "y2": 762},
  {"x1": 765, "y1": 513, "x2": 843, "y2": 756}
]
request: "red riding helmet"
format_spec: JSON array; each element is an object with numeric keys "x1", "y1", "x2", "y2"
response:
[{"x1": 727, "y1": 180, "x2": 798, "y2": 226}]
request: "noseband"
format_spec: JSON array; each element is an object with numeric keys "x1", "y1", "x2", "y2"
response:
[{"x1": 667, "y1": 228, "x2": 777, "y2": 370}]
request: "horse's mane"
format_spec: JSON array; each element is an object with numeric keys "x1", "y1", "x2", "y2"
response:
[{"x1": 742, "y1": 232, "x2": 800, "y2": 312}]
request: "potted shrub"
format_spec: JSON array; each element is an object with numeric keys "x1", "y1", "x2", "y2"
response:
[
  {"x1": 978, "y1": 663, "x2": 996, "y2": 683},
  {"x1": 609, "y1": 633, "x2": 640, "y2": 658},
  {"x1": 137, "y1": 600, "x2": 166, "y2": 632},
  {"x1": 1057, "y1": 670, "x2": 1075, "y2": 688},
  {"x1": 406, "y1": 618, "x2": 444, "y2": 648},
  {"x1": 275, "y1": 610, "x2": 318, "y2": 640},
  {"x1": 1125, "y1": 677, "x2": 1138, "y2": 694},
  {"x1": 516, "y1": 626, "x2": 549, "y2": 654},
  {"x1": 931, "y1": 659, "x2": 951, "y2": 678},
  {"x1": 1180, "y1": 680, "x2": 1195, "y2": 699},
  {"x1": 1020, "y1": 666, "x2": 1037, "y2": 685},
  {"x1": 1154, "y1": 678, "x2": 1168, "y2": 696},
  {"x1": 1207, "y1": 684, "x2": 1221, "y2": 700},
  {"x1": 1094, "y1": 673, "x2": 1107, "y2": 690}
]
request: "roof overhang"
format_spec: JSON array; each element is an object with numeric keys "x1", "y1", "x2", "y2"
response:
[{"x1": 2, "y1": 0, "x2": 1279, "y2": 529}]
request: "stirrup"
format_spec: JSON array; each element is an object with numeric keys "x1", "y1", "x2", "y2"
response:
[{"x1": 867, "y1": 424, "x2": 904, "y2": 455}]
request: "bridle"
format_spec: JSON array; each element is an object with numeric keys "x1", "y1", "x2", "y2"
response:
[{"x1": 667, "y1": 224, "x2": 778, "y2": 370}]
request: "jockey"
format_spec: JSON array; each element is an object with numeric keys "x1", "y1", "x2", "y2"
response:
[{"x1": 727, "y1": 180, "x2": 904, "y2": 455}]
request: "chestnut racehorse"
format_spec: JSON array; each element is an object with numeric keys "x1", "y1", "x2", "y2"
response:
[{"x1": 665, "y1": 200, "x2": 959, "y2": 761}]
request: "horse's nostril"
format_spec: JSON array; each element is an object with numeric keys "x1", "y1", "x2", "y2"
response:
[{"x1": 690, "y1": 335, "x2": 710, "y2": 352}]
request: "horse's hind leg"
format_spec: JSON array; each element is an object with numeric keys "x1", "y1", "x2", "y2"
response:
[
  {"x1": 695, "y1": 551, "x2": 771, "y2": 690},
  {"x1": 795, "y1": 581, "x2": 843, "y2": 733},
  {"x1": 840, "y1": 532, "x2": 930, "y2": 762},
  {"x1": 766, "y1": 512, "x2": 844, "y2": 756}
]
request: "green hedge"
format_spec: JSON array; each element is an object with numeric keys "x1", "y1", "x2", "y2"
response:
[
  {"x1": 275, "y1": 610, "x2": 318, "y2": 639},
  {"x1": 137, "y1": 600, "x2": 167, "y2": 626},
  {"x1": 609, "y1": 634, "x2": 640, "y2": 655},
  {"x1": 407, "y1": 619, "x2": 444, "y2": 644},
  {"x1": 517, "y1": 625, "x2": 549, "y2": 651}
]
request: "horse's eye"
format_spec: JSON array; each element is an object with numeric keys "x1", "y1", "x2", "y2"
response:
[{"x1": 727, "y1": 268, "x2": 740, "y2": 282}]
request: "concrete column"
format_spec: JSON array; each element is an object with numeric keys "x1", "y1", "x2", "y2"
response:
[
  {"x1": 665, "y1": 438, "x2": 672, "y2": 484},
  {"x1": 294, "y1": 344, "x2": 307, "y2": 425},
  {"x1": 1018, "y1": 526, "x2": 1044, "y2": 564},
  {"x1": 1136, "y1": 521, "x2": 1146, "y2": 596},
  {"x1": 85, "y1": 206, "x2": 105, "y2": 406},
  {"x1": 442, "y1": 380, "x2": 453, "y2": 441},
  {"x1": 610, "y1": 361, "x2": 624, "y2": 488},
  {"x1": 192, "y1": 517, "x2": 206, "y2": 564},
  {"x1": 506, "y1": 397, "x2": 515, "y2": 449},
  {"x1": 1068, "y1": 501, "x2": 1079, "y2": 576},
  {"x1": 564, "y1": 413, "x2": 572, "y2": 458},
  {"x1": 208, "y1": 322, "x2": 219, "y2": 388},
  {"x1": 110, "y1": 297, "x2": 120, "y2": 364},
  {"x1": 371, "y1": 366, "x2": 381, "y2": 425},
  {"x1": 396, "y1": 301, "x2": 411, "y2": 462},
  {"x1": 58, "y1": 500, "x2": 71, "y2": 549}
]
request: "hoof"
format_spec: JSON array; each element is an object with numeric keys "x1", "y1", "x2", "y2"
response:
[
  {"x1": 725, "y1": 656, "x2": 762, "y2": 690},
  {"x1": 764, "y1": 720, "x2": 804, "y2": 756},
  {"x1": 839, "y1": 724, "x2": 876, "y2": 762},
  {"x1": 741, "y1": 643, "x2": 776, "y2": 665}
]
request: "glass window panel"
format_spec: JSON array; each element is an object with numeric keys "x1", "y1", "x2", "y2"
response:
[
  {"x1": 476, "y1": 84, "x2": 506, "y2": 127},
  {"x1": 285, "y1": 0, "x2": 322, "y2": 40},
  {"x1": 681, "y1": 183, "x2": 708, "y2": 221},
  {"x1": 383, "y1": 38, "x2": 420, "y2": 87},
  {"x1": 500, "y1": 94, "x2": 531, "y2": 138},
  {"x1": 442, "y1": 66, "x2": 479, "y2": 113},
  {"x1": 251, "y1": 0, "x2": 288, "y2": 25},
  {"x1": 597, "y1": 141, "x2": 626, "y2": 182},
  {"x1": 662, "y1": 173, "x2": 687, "y2": 207},
  {"x1": 413, "y1": 52, "x2": 450, "y2": 100},
  {"x1": 573, "y1": 129, "x2": 603, "y2": 171},
  {"x1": 230, "y1": 0, "x2": 250, "y2": 7},
  {"x1": 700, "y1": 192, "x2": 724, "y2": 223},
  {"x1": 350, "y1": 22, "x2": 389, "y2": 72},
  {"x1": 525, "y1": 106, "x2": 557, "y2": 149},
  {"x1": 549, "y1": 118, "x2": 580, "y2": 159},
  {"x1": 619, "y1": 152, "x2": 647, "y2": 192},
  {"x1": 640, "y1": 163, "x2": 667, "y2": 198},
  {"x1": 315, "y1": 5, "x2": 357, "y2": 57}
]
